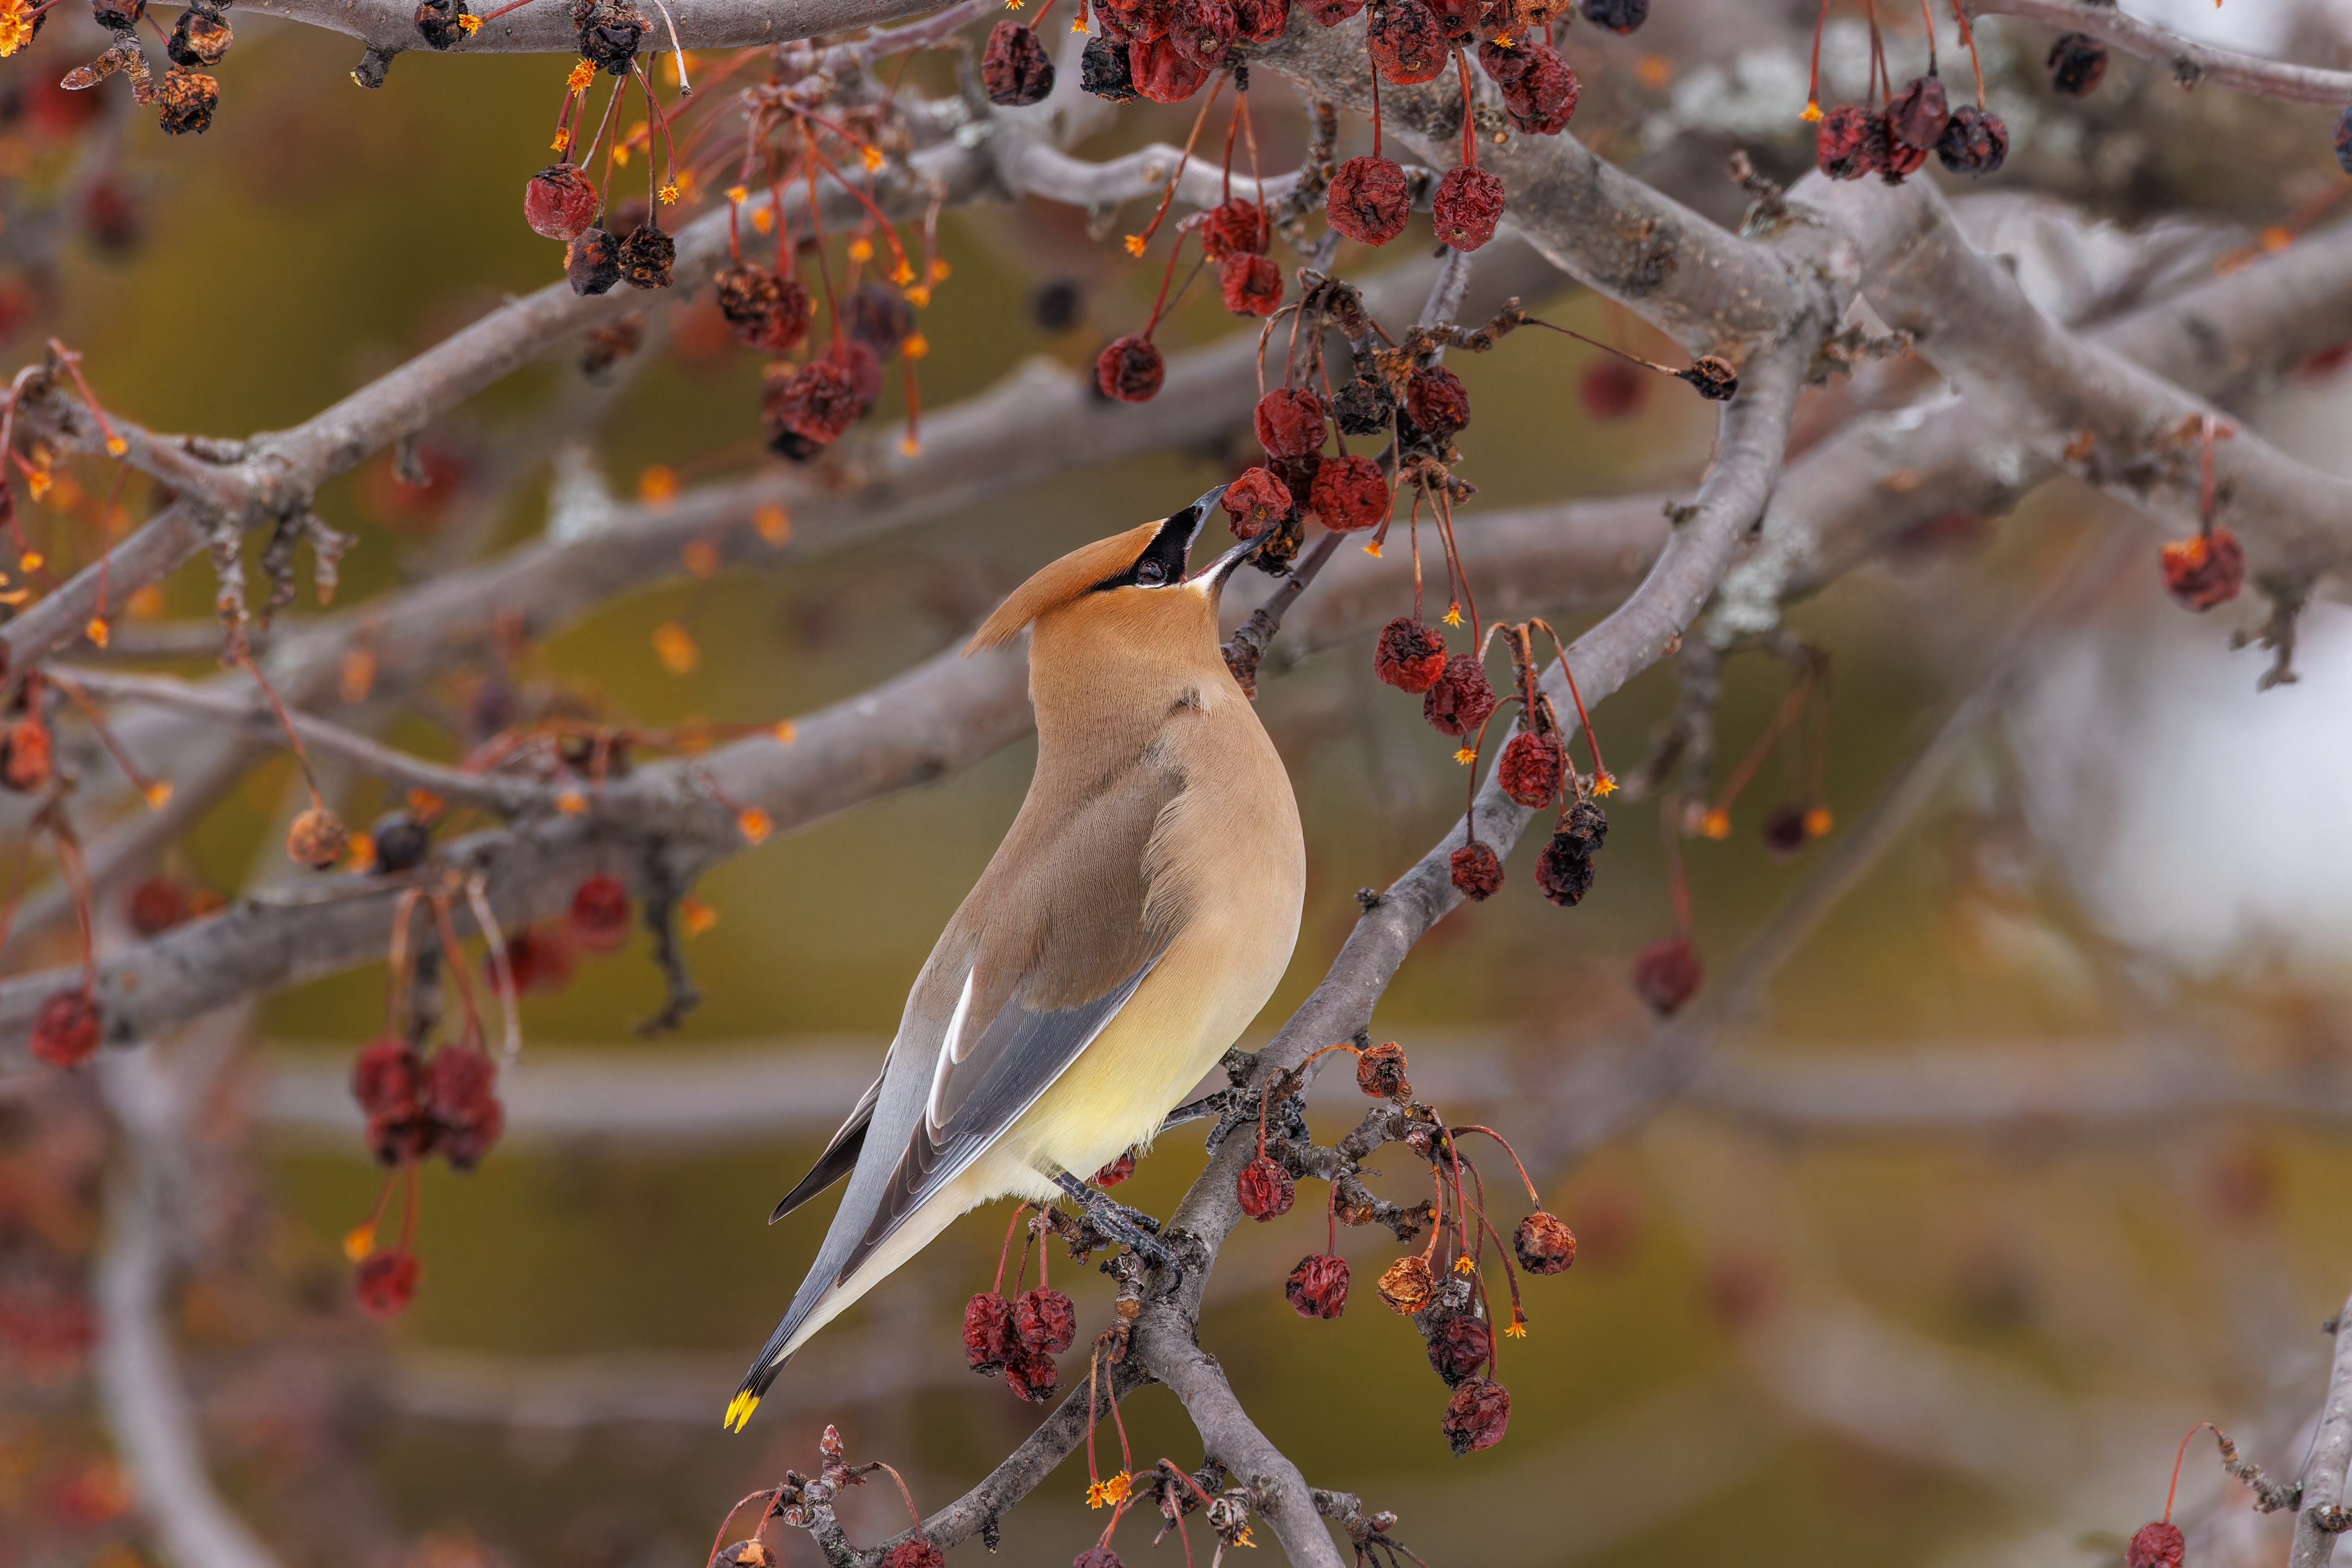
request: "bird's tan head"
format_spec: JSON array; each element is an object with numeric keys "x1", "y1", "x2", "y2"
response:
[{"x1": 964, "y1": 485, "x2": 1262, "y2": 654}]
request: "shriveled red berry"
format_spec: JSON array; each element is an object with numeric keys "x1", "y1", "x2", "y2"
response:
[
  {"x1": 128, "y1": 877, "x2": 188, "y2": 936},
  {"x1": 1872, "y1": 114, "x2": 1927, "y2": 183},
  {"x1": 1426, "y1": 1312, "x2": 1492, "y2": 1385},
  {"x1": 1096, "y1": 0, "x2": 1171, "y2": 40},
  {"x1": 1497, "y1": 732, "x2": 1564, "y2": 808},
  {"x1": 1422, "y1": 654, "x2": 1498, "y2": 736},
  {"x1": 1081, "y1": 31, "x2": 1139, "y2": 98},
  {"x1": 1096, "y1": 334, "x2": 1165, "y2": 402},
  {"x1": 1579, "y1": 358, "x2": 1646, "y2": 419},
  {"x1": 1432, "y1": 165, "x2": 1505, "y2": 252},
  {"x1": 1441, "y1": 1375, "x2": 1510, "y2": 1454},
  {"x1": 156, "y1": 67, "x2": 218, "y2": 135},
  {"x1": 1535, "y1": 830, "x2": 1596, "y2": 906},
  {"x1": 499, "y1": 924, "x2": 576, "y2": 994},
  {"x1": 1304, "y1": 0, "x2": 1363, "y2": 19},
  {"x1": 1129, "y1": 35, "x2": 1213, "y2": 102},
  {"x1": 2047, "y1": 32, "x2": 2107, "y2": 97},
  {"x1": 1254, "y1": 387, "x2": 1327, "y2": 458},
  {"x1": 963, "y1": 1291, "x2": 1014, "y2": 1375},
  {"x1": 1450, "y1": 840, "x2": 1503, "y2": 900},
  {"x1": 823, "y1": 337, "x2": 884, "y2": 411},
  {"x1": 1816, "y1": 102, "x2": 1873, "y2": 180},
  {"x1": 1886, "y1": 73, "x2": 1948, "y2": 150},
  {"x1": 1168, "y1": 0, "x2": 1236, "y2": 68},
  {"x1": 30, "y1": 991, "x2": 100, "y2": 1067},
  {"x1": 1427, "y1": 0, "x2": 1476, "y2": 38},
  {"x1": 1219, "y1": 252, "x2": 1284, "y2": 316},
  {"x1": 1093, "y1": 1148, "x2": 1138, "y2": 1187},
  {"x1": 566, "y1": 227, "x2": 623, "y2": 295},
  {"x1": 1073, "y1": 1548, "x2": 1126, "y2": 1568},
  {"x1": 2161, "y1": 529, "x2": 2245, "y2": 611},
  {"x1": 1005, "y1": 1340, "x2": 1059, "y2": 1401},
  {"x1": 1356, "y1": 1041, "x2": 1411, "y2": 1101},
  {"x1": 1014, "y1": 1286, "x2": 1076, "y2": 1354},
  {"x1": 1513, "y1": 1211, "x2": 1577, "y2": 1274},
  {"x1": 1199, "y1": 197, "x2": 1270, "y2": 261},
  {"x1": 881, "y1": 1539, "x2": 944, "y2": 1568},
  {"x1": 716, "y1": 264, "x2": 813, "y2": 353},
  {"x1": 0, "y1": 719, "x2": 48, "y2": 794},
  {"x1": 1327, "y1": 155, "x2": 1410, "y2": 246},
  {"x1": 427, "y1": 1046, "x2": 503, "y2": 1170},
  {"x1": 287, "y1": 806, "x2": 349, "y2": 870},
  {"x1": 765, "y1": 358, "x2": 863, "y2": 445},
  {"x1": 1631, "y1": 936, "x2": 1703, "y2": 1016},
  {"x1": 1232, "y1": 0, "x2": 1288, "y2": 42},
  {"x1": 1285, "y1": 1253, "x2": 1349, "y2": 1318},
  {"x1": 570, "y1": 873, "x2": 631, "y2": 953},
  {"x1": 1502, "y1": 45, "x2": 1577, "y2": 135},
  {"x1": 354, "y1": 1249, "x2": 421, "y2": 1320},
  {"x1": 1375, "y1": 617, "x2": 1447, "y2": 693},
  {"x1": 1406, "y1": 367, "x2": 1471, "y2": 443},
  {"x1": 1221, "y1": 466, "x2": 1293, "y2": 539},
  {"x1": 352, "y1": 1037, "x2": 425, "y2": 1121},
  {"x1": 983, "y1": 20, "x2": 1056, "y2": 105},
  {"x1": 1579, "y1": 0, "x2": 1645, "y2": 30},
  {"x1": 1237, "y1": 1154, "x2": 1296, "y2": 1220},
  {"x1": 1936, "y1": 104, "x2": 2008, "y2": 175},
  {"x1": 525, "y1": 163, "x2": 600, "y2": 240},
  {"x1": 2126, "y1": 1523, "x2": 2184, "y2": 1568},
  {"x1": 1477, "y1": 36, "x2": 1534, "y2": 85},
  {"x1": 1367, "y1": 0, "x2": 1446, "y2": 84},
  {"x1": 1310, "y1": 453, "x2": 1389, "y2": 531}
]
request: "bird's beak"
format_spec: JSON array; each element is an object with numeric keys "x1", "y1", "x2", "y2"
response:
[
  {"x1": 1173, "y1": 483, "x2": 1230, "y2": 559},
  {"x1": 1195, "y1": 531, "x2": 1269, "y2": 599}
]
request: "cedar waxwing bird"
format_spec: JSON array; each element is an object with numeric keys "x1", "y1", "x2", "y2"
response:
[{"x1": 723, "y1": 487, "x2": 1305, "y2": 1431}]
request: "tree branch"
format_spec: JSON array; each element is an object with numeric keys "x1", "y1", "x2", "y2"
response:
[{"x1": 1966, "y1": 0, "x2": 2352, "y2": 105}]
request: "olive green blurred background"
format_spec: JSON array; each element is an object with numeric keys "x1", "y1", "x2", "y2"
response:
[{"x1": 17, "y1": 6, "x2": 2352, "y2": 1566}]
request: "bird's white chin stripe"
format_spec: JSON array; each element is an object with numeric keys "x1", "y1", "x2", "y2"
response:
[{"x1": 925, "y1": 966, "x2": 976, "y2": 1135}]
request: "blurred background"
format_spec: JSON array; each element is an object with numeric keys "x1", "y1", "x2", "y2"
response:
[{"x1": 6, "y1": 0, "x2": 2352, "y2": 1565}]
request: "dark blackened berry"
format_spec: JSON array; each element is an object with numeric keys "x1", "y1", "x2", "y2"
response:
[
  {"x1": 715, "y1": 263, "x2": 813, "y2": 352},
  {"x1": 1562, "y1": 797, "x2": 1608, "y2": 854},
  {"x1": 1405, "y1": 366, "x2": 1470, "y2": 441},
  {"x1": 1450, "y1": 840, "x2": 1503, "y2": 900},
  {"x1": 843, "y1": 283, "x2": 917, "y2": 359},
  {"x1": 1029, "y1": 276, "x2": 1084, "y2": 331},
  {"x1": 1254, "y1": 387, "x2": 1327, "y2": 458},
  {"x1": 1440, "y1": 1376, "x2": 1511, "y2": 1454},
  {"x1": 1130, "y1": 35, "x2": 1213, "y2": 102},
  {"x1": 1081, "y1": 32, "x2": 1139, "y2": 99},
  {"x1": 1432, "y1": 165, "x2": 1505, "y2": 252},
  {"x1": 414, "y1": 0, "x2": 467, "y2": 48},
  {"x1": 618, "y1": 223, "x2": 674, "y2": 289},
  {"x1": 1375, "y1": 617, "x2": 1446, "y2": 692},
  {"x1": 1579, "y1": 0, "x2": 1646, "y2": 31},
  {"x1": 1502, "y1": 45, "x2": 1578, "y2": 135},
  {"x1": 1309, "y1": 454, "x2": 1388, "y2": 530},
  {"x1": 1221, "y1": 466, "x2": 1293, "y2": 538},
  {"x1": 1631, "y1": 936, "x2": 1703, "y2": 1015},
  {"x1": 1886, "y1": 74, "x2": 1948, "y2": 151},
  {"x1": 1169, "y1": 0, "x2": 1236, "y2": 69},
  {"x1": 1762, "y1": 804, "x2": 1809, "y2": 857},
  {"x1": 2046, "y1": 32, "x2": 2107, "y2": 97},
  {"x1": 1219, "y1": 252, "x2": 1284, "y2": 315},
  {"x1": 155, "y1": 67, "x2": 219, "y2": 135},
  {"x1": 1327, "y1": 155, "x2": 1410, "y2": 245},
  {"x1": 1096, "y1": 335, "x2": 1165, "y2": 402},
  {"x1": 1332, "y1": 374, "x2": 1396, "y2": 435},
  {"x1": 1285, "y1": 1253, "x2": 1349, "y2": 1317},
  {"x1": 983, "y1": 21, "x2": 1055, "y2": 105},
  {"x1": 566, "y1": 228, "x2": 623, "y2": 295},
  {"x1": 91, "y1": 0, "x2": 145, "y2": 29},
  {"x1": 1367, "y1": 0, "x2": 1446, "y2": 84},
  {"x1": 1535, "y1": 832, "x2": 1595, "y2": 906},
  {"x1": 572, "y1": 0, "x2": 646, "y2": 74},
  {"x1": 1936, "y1": 104, "x2": 2008, "y2": 175},
  {"x1": 2337, "y1": 106, "x2": 2352, "y2": 176},
  {"x1": 167, "y1": 4, "x2": 232, "y2": 66},
  {"x1": 1678, "y1": 355, "x2": 1740, "y2": 401},
  {"x1": 1423, "y1": 654, "x2": 1497, "y2": 736},
  {"x1": 1816, "y1": 102, "x2": 1873, "y2": 179},
  {"x1": 370, "y1": 813, "x2": 431, "y2": 873}
]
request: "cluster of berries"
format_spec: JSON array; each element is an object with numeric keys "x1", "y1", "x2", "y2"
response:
[
  {"x1": 34, "y1": 2, "x2": 226, "y2": 136},
  {"x1": 962, "y1": 1206, "x2": 1079, "y2": 1402}
]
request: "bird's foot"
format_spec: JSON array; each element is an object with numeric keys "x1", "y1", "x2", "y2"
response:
[{"x1": 1053, "y1": 1171, "x2": 1183, "y2": 1290}]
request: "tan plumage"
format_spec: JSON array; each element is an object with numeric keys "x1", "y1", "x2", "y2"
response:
[{"x1": 727, "y1": 488, "x2": 1305, "y2": 1429}]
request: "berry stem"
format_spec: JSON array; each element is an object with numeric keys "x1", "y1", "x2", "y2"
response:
[
  {"x1": 2166, "y1": 1421, "x2": 2224, "y2": 1521},
  {"x1": 868, "y1": 1462, "x2": 927, "y2": 1533},
  {"x1": 44, "y1": 670, "x2": 165, "y2": 800},
  {"x1": 645, "y1": 0, "x2": 692, "y2": 92},
  {"x1": 1804, "y1": 0, "x2": 1830, "y2": 118},
  {"x1": 1127, "y1": 71, "x2": 1228, "y2": 257},
  {"x1": 1453, "y1": 44, "x2": 1476, "y2": 168},
  {"x1": 1916, "y1": 0, "x2": 1937, "y2": 75},
  {"x1": 1530, "y1": 617, "x2": 1611, "y2": 788},
  {"x1": 236, "y1": 652, "x2": 325, "y2": 800},
  {"x1": 426, "y1": 888, "x2": 491, "y2": 1050},
  {"x1": 1703, "y1": 658, "x2": 1818, "y2": 830},
  {"x1": 47, "y1": 340, "x2": 126, "y2": 459},
  {"x1": 1946, "y1": 0, "x2": 1984, "y2": 104},
  {"x1": 994, "y1": 1200, "x2": 1027, "y2": 1294},
  {"x1": 1448, "y1": 1123, "x2": 1543, "y2": 1205}
]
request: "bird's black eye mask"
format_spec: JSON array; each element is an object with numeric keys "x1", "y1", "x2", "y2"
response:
[{"x1": 1089, "y1": 491, "x2": 1216, "y2": 592}]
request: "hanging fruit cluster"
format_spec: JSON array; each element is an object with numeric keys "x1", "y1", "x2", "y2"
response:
[{"x1": 1806, "y1": 0, "x2": 2007, "y2": 180}]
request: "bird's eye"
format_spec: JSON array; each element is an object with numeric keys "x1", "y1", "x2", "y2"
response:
[{"x1": 1135, "y1": 560, "x2": 1167, "y2": 585}]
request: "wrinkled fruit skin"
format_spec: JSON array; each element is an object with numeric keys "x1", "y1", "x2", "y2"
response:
[
  {"x1": 1580, "y1": 358, "x2": 1646, "y2": 419},
  {"x1": 1081, "y1": 32, "x2": 1139, "y2": 99},
  {"x1": 1096, "y1": 0, "x2": 1172, "y2": 40},
  {"x1": 1408, "y1": 370, "x2": 1469, "y2": 445},
  {"x1": 1219, "y1": 252, "x2": 1284, "y2": 316},
  {"x1": 1200, "y1": 196, "x2": 1271, "y2": 261},
  {"x1": 1937, "y1": 104, "x2": 2009, "y2": 175},
  {"x1": 1327, "y1": 155, "x2": 1411, "y2": 245},
  {"x1": 1237, "y1": 1154, "x2": 1296, "y2": 1220},
  {"x1": 570, "y1": 873, "x2": 632, "y2": 952},
  {"x1": 1535, "y1": 829, "x2": 1597, "y2": 906},
  {"x1": 525, "y1": 163, "x2": 600, "y2": 240},
  {"x1": 1426, "y1": 1312, "x2": 1492, "y2": 1385},
  {"x1": 1368, "y1": 0, "x2": 1446, "y2": 84},
  {"x1": 1356, "y1": 1040, "x2": 1412, "y2": 1101},
  {"x1": 1286, "y1": 1253, "x2": 1349, "y2": 1317},
  {"x1": 618, "y1": 223, "x2": 674, "y2": 289},
  {"x1": 1222, "y1": 466, "x2": 1294, "y2": 538},
  {"x1": 1309, "y1": 453, "x2": 1388, "y2": 530},
  {"x1": 1872, "y1": 114, "x2": 1928, "y2": 184},
  {"x1": 881, "y1": 1540, "x2": 944, "y2": 1568},
  {"x1": 428, "y1": 1046, "x2": 504, "y2": 1170},
  {"x1": 963, "y1": 1291, "x2": 1014, "y2": 1375},
  {"x1": 1005, "y1": 1341, "x2": 1059, "y2": 1402},
  {"x1": 1073, "y1": 1549, "x2": 1127, "y2": 1568},
  {"x1": 1096, "y1": 335, "x2": 1165, "y2": 402},
  {"x1": 1632, "y1": 936, "x2": 1703, "y2": 1016},
  {"x1": 2047, "y1": 31, "x2": 2107, "y2": 97},
  {"x1": 1450, "y1": 840, "x2": 1503, "y2": 900},
  {"x1": 1679, "y1": 355, "x2": 1740, "y2": 401},
  {"x1": 1169, "y1": 0, "x2": 1236, "y2": 69},
  {"x1": 1254, "y1": 387, "x2": 1328, "y2": 458},
  {"x1": 288, "y1": 806, "x2": 349, "y2": 870},
  {"x1": 1130, "y1": 36, "x2": 1213, "y2": 102},
  {"x1": 1375, "y1": 617, "x2": 1447, "y2": 693},
  {"x1": 1816, "y1": 102, "x2": 1873, "y2": 180},
  {"x1": 156, "y1": 67, "x2": 219, "y2": 135},
  {"x1": 1432, "y1": 164, "x2": 1506, "y2": 252},
  {"x1": 1886, "y1": 73, "x2": 1948, "y2": 151},
  {"x1": 1233, "y1": 0, "x2": 1289, "y2": 42},
  {"x1": 566, "y1": 228, "x2": 623, "y2": 296},
  {"x1": 1441, "y1": 1375, "x2": 1511, "y2": 1455},
  {"x1": 766, "y1": 360, "x2": 864, "y2": 446},
  {"x1": 414, "y1": 0, "x2": 467, "y2": 49},
  {"x1": 353, "y1": 1037, "x2": 424, "y2": 1124},
  {"x1": 30, "y1": 991, "x2": 100, "y2": 1067},
  {"x1": 1580, "y1": 0, "x2": 1645, "y2": 27},
  {"x1": 167, "y1": 6, "x2": 232, "y2": 66},
  {"x1": 1422, "y1": 654, "x2": 1499, "y2": 736},
  {"x1": 1478, "y1": 36, "x2": 1535, "y2": 86},
  {"x1": 2161, "y1": 529, "x2": 2245, "y2": 610},
  {"x1": 1502, "y1": 45, "x2": 1578, "y2": 135},
  {"x1": 1377, "y1": 1254, "x2": 1435, "y2": 1313},
  {"x1": 355, "y1": 1249, "x2": 421, "y2": 1319},
  {"x1": 1014, "y1": 1286, "x2": 1076, "y2": 1354},
  {"x1": 573, "y1": 0, "x2": 646, "y2": 74},
  {"x1": 716, "y1": 263, "x2": 814, "y2": 353},
  {"x1": 1498, "y1": 732, "x2": 1565, "y2": 808},
  {"x1": 2126, "y1": 1523, "x2": 2185, "y2": 1568},
  {"x1": 983, "y1": 21, "x2": 1056, "y2": 105},
  {"x1": 1514, "y1": 1210, "x2": 1577, "y2": 1274},
  {"x1": 1332, "y1": 374, "x2": 1395, "y2": 435},
  {"x1": 1305, "y1": 0, "x2": 1364, "y2": 21},
  {"x1": 1093, "y1": 1149, "x2": 1137, "y2": 1187}
]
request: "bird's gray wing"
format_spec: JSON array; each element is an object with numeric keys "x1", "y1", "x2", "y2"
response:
[{"x1": 768, "y1": 1057, "x2": 888, "y2": 1224}]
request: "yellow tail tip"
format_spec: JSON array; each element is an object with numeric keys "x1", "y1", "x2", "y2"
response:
[{"x1": 724, "y1": 1390, "x2": 761, "y2": 1432}]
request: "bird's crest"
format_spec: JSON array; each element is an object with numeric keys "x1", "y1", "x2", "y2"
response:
[{"x1": 964, "y1": 520, "x2": 1161, "y2": 654}]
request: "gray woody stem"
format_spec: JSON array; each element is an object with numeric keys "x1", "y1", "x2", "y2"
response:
[{"x1": 2293, "y1": 1292, "x2": 2352, "y2": 1568}]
